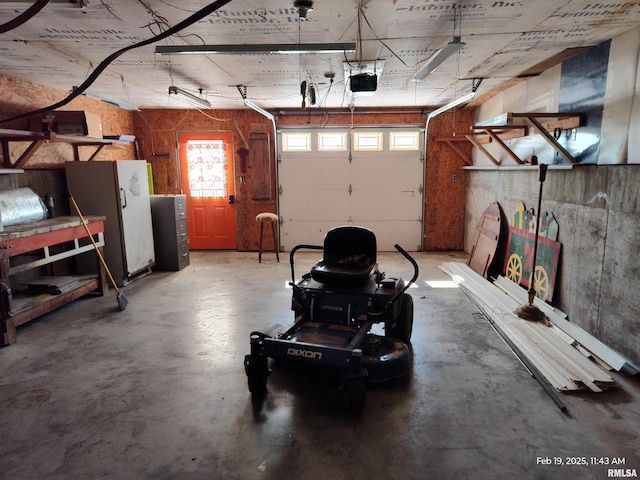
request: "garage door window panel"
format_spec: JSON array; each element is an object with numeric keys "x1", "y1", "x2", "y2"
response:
[
  {"x1": 318, "y1": 132, "x2": 347, "y2": 151},
  {"x1": 282, "y1": 132, "x2": 312, "y2": 152},
  {"x1": 390, "y1": 132, "x2": 420, "y2": 151},
  {"x1": 353, "y1": 131, "x2": 384, "y2": 151}
]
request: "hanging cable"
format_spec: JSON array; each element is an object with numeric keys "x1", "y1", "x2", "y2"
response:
[
  {"x1": 1, "y1": 0, "x2": 233, "y2": 125},
  {"x1": 357, "y1": 2, "x2": 363, "y2": 65},
  {"x1": 0, "y1": 0, "x2": 51, "y2": 34},
  {"x1": 358, "y1": 6, "x2": 415, "y2": 68},
  {"x1": 298, "y1": 11, "x2": 302, "y2": 86},
  {"x1": 120, "y1": 74, "x2": 134, "y2": 105},
  {"x1": 298, "y1": 13, "x2": 307, "y2": 109}
]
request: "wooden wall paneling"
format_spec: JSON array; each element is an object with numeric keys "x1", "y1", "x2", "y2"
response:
[
  {"x1": 424, "y1": 108, "x2": 475, "y2": 250},
  {"x1": 249, "y1": 130, "x2": 271, "y2": 200},
  {"x1": 0, "y1": 74, "x2": 136, "y2": 167},
  {"x1": 0, "y1": 77, "x2": 470, "y2": 254},
  {"x1": 244, "y1": 125, "x2": 278, "y2": 252},
  {"x1": 133, "y1": 109, "x2": 277, "y2": 252},
  {"x1": 132, "y1": 106, "x2": 477, "y2": 253},
  {"x1": 0, "y1": 75, "x2": 137, "y2": 284},
  {"x1": 275, "y1": 109, "x2": 424, "y2": 127}
]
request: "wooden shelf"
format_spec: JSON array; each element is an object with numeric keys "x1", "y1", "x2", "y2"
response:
[
  {"x1": 437, "y1": 112, "x2": 583, "y2": 166},
  {"x1": 11, "y1": 276, "x2": 102, "y2": 327},
  {"x1": 0, "y1": 128, "x2": 130, "y2": 168},
  {"x1": 0, "y1": 216, "x2": 107, "y2": 346}
]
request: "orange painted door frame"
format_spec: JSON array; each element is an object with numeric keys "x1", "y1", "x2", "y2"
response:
[{"x1": 178, "y1": 131, "x2": 237, "y2": 249}]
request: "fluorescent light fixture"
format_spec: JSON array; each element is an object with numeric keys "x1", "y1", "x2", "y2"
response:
[
  {"x1": 83, "y1": 89, "x2": 139, "y2": 111},
  {"x1": 244, "y1": 99, "x2": 274, "y2": 122},
  {"x1": 168, "y1": 86, "x2": 211, "y2": 109},
  {"x1": 413, "y1": 37, "x2": 465, "y2": 81},
  {"x1": 427, "y1": 92, "x2": 475, "y2": 119},
  {"x1": 155, "y1": 43, "x2": 356, "y2": 55}
]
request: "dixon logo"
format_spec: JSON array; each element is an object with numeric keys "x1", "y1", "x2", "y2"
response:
[{"x1": 287, "y1": 348, "x2": 322, "y2": 360}]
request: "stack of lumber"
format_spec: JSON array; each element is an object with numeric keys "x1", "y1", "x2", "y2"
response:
[
  {"x1": 492, "y1": 275, "x2": 638, "y2": 376},
  {"x1": 22, "y1": 276, "x2": 82, "y2": 295},
  {"x1": 440, "y1": 262, "x2": 623, "y2": 393}
]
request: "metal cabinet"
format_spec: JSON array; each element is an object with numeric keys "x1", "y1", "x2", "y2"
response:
[{"x1": 150, "y1": 195, "x2": 189, "y2": 271}]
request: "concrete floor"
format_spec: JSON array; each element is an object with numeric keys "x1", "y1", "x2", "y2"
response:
[{"x1": 0, "y1": 250, "x2": 639, "y2": 480}]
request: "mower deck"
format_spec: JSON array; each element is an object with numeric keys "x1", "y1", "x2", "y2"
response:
[{"x1": 253, "y1": 320, "x2": 412, "y2": 383}]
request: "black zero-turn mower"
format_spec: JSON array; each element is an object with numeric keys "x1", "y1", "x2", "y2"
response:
[{"x1": 244, "y1": 225, "x2": 419, "y2": 412}]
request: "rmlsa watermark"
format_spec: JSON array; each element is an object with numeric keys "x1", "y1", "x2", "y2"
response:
[{"x1": 608, "y1": 469, "x2": 638, "y2": 478}]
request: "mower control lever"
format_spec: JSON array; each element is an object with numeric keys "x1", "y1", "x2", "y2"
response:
[
  {"x1": 289, "y1": 244, "x2": 324, "y2": 283},
  {"x1": 382, "y1": 244, "x2": 419, "y2": 310}
]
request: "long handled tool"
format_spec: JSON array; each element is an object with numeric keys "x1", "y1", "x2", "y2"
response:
[
  {"x1": 515, "y1": 164, "x2": 547, "y2": 321},
  {"x1": 68, "y1": 191, "x2": 128, "y2": 311}
]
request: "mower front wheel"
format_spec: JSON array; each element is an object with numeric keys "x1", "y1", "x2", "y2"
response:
[{"x1": 244, "y1": 355, "x2": 269, "y2": 396}]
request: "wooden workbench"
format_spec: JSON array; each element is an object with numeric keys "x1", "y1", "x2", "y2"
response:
[{"x1": 0, "y1": 216, "x2": 107, "y2": 346}]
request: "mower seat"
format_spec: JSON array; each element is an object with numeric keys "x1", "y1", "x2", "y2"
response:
[{"x1": 310, "y1": 226, "x2": 377, "y2": 287}]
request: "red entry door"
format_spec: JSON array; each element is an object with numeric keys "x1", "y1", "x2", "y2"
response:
[{"x1": 178, "y1": 131, "x2": 237, "y2": 249}]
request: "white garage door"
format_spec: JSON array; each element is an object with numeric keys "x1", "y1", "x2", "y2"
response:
[{"x1": 278, "y1": 127, "x2": 424, "y2": 251}]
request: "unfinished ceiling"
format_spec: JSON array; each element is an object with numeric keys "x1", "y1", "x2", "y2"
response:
[{"x1": 1, "y1": 0, "x2": 640, "y2": 112}]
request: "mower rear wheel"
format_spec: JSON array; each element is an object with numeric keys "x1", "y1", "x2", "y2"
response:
[
  {"x1": 245, "y1": 355, "x2": 269, "y2": 396},
  {"x1": 386, "y1": 294, "x2": 413, "y2": 344},
  {"x1": 344, "y1": 376, "x2": 367, "y2": 412}
]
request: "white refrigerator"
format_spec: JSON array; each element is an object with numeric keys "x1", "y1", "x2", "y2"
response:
[{"x1": 65, "y1": 160, "x2": 155, "y2": 286}]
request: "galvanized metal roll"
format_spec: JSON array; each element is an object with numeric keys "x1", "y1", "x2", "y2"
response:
[{"x1": 0, "y1": 187, "x2": 48, "y2": 231}]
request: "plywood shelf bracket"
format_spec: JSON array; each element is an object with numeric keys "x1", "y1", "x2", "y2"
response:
[
  {"x1": 1, "y1": 137, "x2": 43, "y2": 168},
  {"x1": 466, "y1": 113, "x2": 582, "y2": 165},
  {"x1": 435, "y1": 136, "x2": 472, "y2": 165},
  {"x1": 72, "y1": 143, "x2": 107, "y2": 162},
  {"x1": 0, "y1": 128, "x2": 126, "y2": 168},
  {"x1": 474, "y1": 126, "x2": 527, "y2": 165},
  {"x1": 465, "y1": 134, "x2": 501, "y2": 166},
  {"x1": 517, "y1": 115, "x2": 578, "y2": 164}
]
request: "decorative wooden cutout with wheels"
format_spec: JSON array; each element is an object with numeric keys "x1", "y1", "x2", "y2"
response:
[
  {"x1": 503, "y1": 202, "x2": 561, "y2": 302},
  {"x1": 533, "y1": 265, "x2": 550, "y2": 301},
  {"x1": 505, "y1": 253, "x2": 523, "y2": 284}
]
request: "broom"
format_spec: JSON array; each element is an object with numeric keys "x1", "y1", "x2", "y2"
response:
[{"x1": 68, "y1": 191, "x2": 128, "y2": 311}]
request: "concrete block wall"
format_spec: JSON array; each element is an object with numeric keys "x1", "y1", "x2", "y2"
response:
[{"x1": 465, "y1": 165, "x2": 640, "y2": 366}]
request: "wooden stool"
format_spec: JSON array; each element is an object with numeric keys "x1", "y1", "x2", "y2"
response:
[{"x1": 256, "y1": 212, "x2": 280, "y2": 263}]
